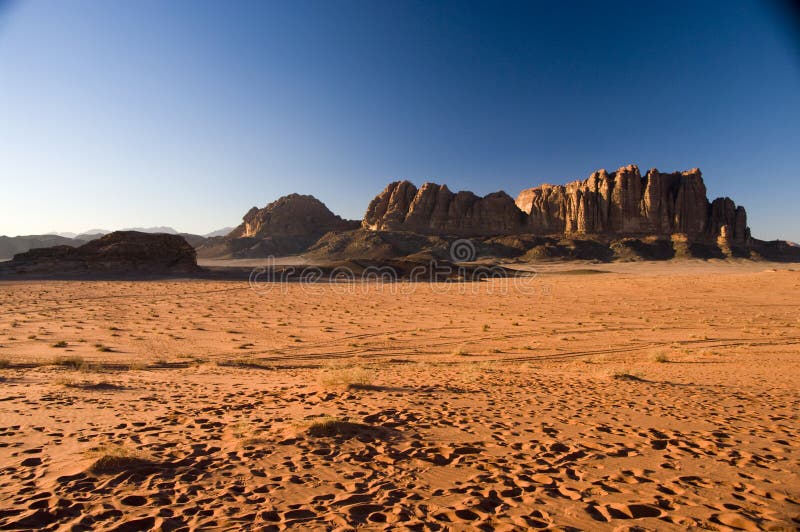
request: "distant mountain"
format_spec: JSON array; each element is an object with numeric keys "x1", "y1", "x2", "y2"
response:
[
  {"x1": 123, "y1": 226, "x2": 179, "y2": 234},
  {"x1": 2, "y1": 226, "x2": 193, "y2": 258},
  {"x1": 203, "y1": 227, "x2": 234, "y2": 238},
  {"x1": 77, "y1": 229, "x2": 111, "y2": 238},
  {"x1": 0, "y1": 235, "x2": 81, "y2": 259}
]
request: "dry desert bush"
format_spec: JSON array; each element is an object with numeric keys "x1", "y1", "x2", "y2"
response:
[
  {"x1": 86, "y1": 443, "x2": 155, "y2": 475},
  {"x1": 52, "y1": 355, "x2": 87, "y2": 370},
  {"x1": 653, "y1": 352, "x2": 670, "y2": 363},
  {"x1": 305, "y1": 416, "x2": 371, "y2": 438},
  {"x1": 217, "y1": 358, "x2": 273, "y2": 370},
  {"x1": 319, "y1": 366, "x2": 373, "y2": 390}
]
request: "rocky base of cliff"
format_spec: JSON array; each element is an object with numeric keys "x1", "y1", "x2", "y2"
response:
[{"x1": 305, "y1": 229, "x2": 800, "y2": 263}]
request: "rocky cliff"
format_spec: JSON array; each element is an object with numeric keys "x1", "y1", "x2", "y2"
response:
[
  {"x1": 364, "y1": 165, "x2": 750, "y2": 245},
  {"x1": 363, "y1": 181, "x2": 526, "y2": 236},
  {"x1": 515, "y1": 165, "x2": 750, "y2": 244}
]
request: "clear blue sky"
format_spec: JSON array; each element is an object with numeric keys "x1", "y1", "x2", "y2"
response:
[{"x1": 1, "y1": 0, "x2": 798, "y2": 240}]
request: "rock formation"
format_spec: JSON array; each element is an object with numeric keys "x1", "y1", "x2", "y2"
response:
[
  {"x1": 197, "y1": 194, "x2": 360, "y2": 258},
  {"x1": 360, "y1": 165, "x2": 752, "y2": 246},
  {"x1": 363, "y1": 181, "x2": 526, "y2": 236},
  {"x1": 228, "y1": 194, "x2": 358, "y2": 240},
  {"x1": 2, "y1": 231, "x2": 198, "y2": 275},
  {"x1": 515, "y1": 165, "x2": 750, "y2": 244}
]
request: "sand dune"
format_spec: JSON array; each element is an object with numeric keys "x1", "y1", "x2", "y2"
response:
[{"x1": 0, "y1": 262, "x2": 798, "y2": 529}]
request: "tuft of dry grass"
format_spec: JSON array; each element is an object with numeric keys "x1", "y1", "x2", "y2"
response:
[
  {"x1": 56, "y1": 378, "x2": 123, "y2": 390},
  {"x1": 52, "y1": 340, "x2": 68, "y2": 348},
  {"x1": 0, "y1": 358, "x2": 10, "y2": 369},
  {"x1": 217, "y1": 358, "x2": 273, "y2": 370},
  {"x1": 653, "y1": 352, "x2": 670, "y2": 363},
  {"x1": 85, "y1": 443, "x2": 155, "y2": 474},
  {"x1": 452, "y1": 346, "x2": 470, "y2": 357},
  {"x1": 52, "y1": 355, "x2": 87, "y2": 370},
  {"x1": 319, "y1": 366, "x2": 373, "y2": 390},
  {"x1": 306, "y1": 417, "x2": 367, "y2": 438},
  {"x1": 610, "y1": 368, "x2": 645, "y2": 381}
]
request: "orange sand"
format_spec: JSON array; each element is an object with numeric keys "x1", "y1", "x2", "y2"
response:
[{"x1": 0, "y1": 261, "x2": 798, "y2": 529}]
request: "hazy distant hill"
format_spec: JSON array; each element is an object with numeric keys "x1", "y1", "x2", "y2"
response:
[
  {"x1": 0, "y1": 235, "x2": 85, "y2": 259},
  {"x1": 1, "y1": 227, "x2": 209, "y2": 259},
  {"x1": 203, "y1": 227, "x2": 234, "y2": 238}
]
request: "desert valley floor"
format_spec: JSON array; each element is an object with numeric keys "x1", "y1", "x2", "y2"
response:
[{"x1": 0, "y1": 261, "x2": 798, "y2": 530}]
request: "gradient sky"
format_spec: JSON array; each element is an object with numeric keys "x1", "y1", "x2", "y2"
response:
[{"x1": 1, "y1": 0, "x2": 799, "y2": 240}]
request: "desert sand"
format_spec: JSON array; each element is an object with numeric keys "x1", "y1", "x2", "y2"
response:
[{"x1": 0, "y1": 261, "x2": 798, "y2": 530}]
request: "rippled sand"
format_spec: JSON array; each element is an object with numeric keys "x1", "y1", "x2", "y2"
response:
[{"x1": 0, "y1": 262, "x2": 798, "y2": 529}]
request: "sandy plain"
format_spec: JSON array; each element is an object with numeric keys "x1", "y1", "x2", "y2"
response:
[{"x1": 0, "y1": 260, "x2": 798, "y2": 530}]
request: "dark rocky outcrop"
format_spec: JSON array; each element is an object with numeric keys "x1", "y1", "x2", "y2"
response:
[
  {"x1": 198, "y1": 194, "x2": 359, "y2": 258},
  {"x1": 2, "y1": 231, "x2": 198, "y2": 275}
]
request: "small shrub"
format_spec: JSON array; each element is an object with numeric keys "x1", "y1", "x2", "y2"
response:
[
  {"x1": 0, "y1": 358, "x2": 10, "y2": 369},
  {"x1": 57, "y1": 378, "x2": 122, "y2": 390},
  {"x1": 611, "y1": 368, "x2": 644, "y2": 381},
  {"x1": 653, "y1": 353, "x2": 669, "y2": 363},
  {"x1": 53, "y1": 355, "x2": 86, "y2": 370},
  {"x1": 218, "y1": 358, "x2": 272, "y2": 370},
  {"x1": 320, "y1": 367, "x2": 372, "y2": 390},
  {"x1": 86, "y1": 443, "x2": 154, "y2": 474},
  {"x1": 52, "y1": 341, "x2": 68, "y2": 348},
  {"x1": 306, "y1": 417, "x2": 369, "y2": 438}
]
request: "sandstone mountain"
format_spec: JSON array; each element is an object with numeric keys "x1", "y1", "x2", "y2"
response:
[
  {"x1": 362, "y1": 165, "x2": 749, "y2": 246},
  {"x1": 197, "y1": 194, "x2": 360, "y2": 258},
  {"x1": 363, "y1": 181, "x2": 526, "y2": 236},
  {"x1": 1, "y1": 231, "x2": 198, "y2": 275},
  {"x1": 515, "y1": 165, "x2": 749, "y2": 244}
]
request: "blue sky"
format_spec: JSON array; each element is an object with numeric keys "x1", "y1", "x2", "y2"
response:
[{"x1": 1, "y1": 0, "x2": 798, "y2": 240}]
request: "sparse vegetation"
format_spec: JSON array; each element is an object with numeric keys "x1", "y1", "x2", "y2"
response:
[
  {"x1": 320, "y1": 366, "x2": 373, "y2": 390},
  {"x1": 0, "y1": 358, "x2": 10, "y2": 369},
  {"x1": 52, "y1": 340, "x2": 69, "y2": 348},
  {"x1": 653, "y1": 352, "x2": 670, "y2": 363},
  {"x1": 53, "y1": 355, "x2": 86, "y2": 370},
  {"x1": 86, "y1": 443, "x2": 154, "y2": 474},
  {"x1": 611, "y1": 368, "x2": 645, "y2": 381},
  {"x1": 306, "y1": 416, "x2": 370, "y2": 438},
  {"x1": 56, "y1": 378, "x2": 122, "y2": 390},
  {"x1": 218, "y1": 358, "x2": 273, "y2": 370}
]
